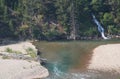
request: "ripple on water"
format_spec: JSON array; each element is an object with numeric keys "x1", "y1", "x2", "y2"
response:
[
  {"x1": 44, "y1": 70, "x2": 120, "y2": 79},
  {"x1": 34, "y1": 41, "x2": 120, "y2": 79},
  {"x1": 43, "y1": 61, "x2": 120, "y2": 79}
]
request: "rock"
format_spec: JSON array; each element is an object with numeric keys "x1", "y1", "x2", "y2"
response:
[
  {"x1": 0, "y1": 59, "x2": 49, "y2": 79},
  {"x1": 0, "y1": 41, "x2": 49, "y2": 79}
]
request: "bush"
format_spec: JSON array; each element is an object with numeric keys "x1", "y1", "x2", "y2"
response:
[
  {"x1": 26, "y1": 47, "x2": 36, "y2": 58},
  {"x1": 102, "y1": 13, "x2": 114, "y2": 26},
  {"x1": 84, "y1": 27, "x2": 97, "y2": 36},
  {"x1": 108, "y1": 25, "x2": 120, "y2": 35},
  {"x1": 5, "y1": 47, "x2": 22, "y2": 54},
  {"x1": 44, "y1": 30, "x2": 62, "y2": 40},
  {"x1": 5, "y1": 47, "x2": 13, "y2": 53}
]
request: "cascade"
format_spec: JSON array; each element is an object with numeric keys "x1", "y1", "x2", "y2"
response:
[{"x1": 92, "y1": 14, "x2": 108, "y2": 39}]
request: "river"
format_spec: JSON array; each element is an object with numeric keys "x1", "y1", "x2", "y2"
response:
[{"x1": 34, "y1": 40, "x2": 120, "y2": 79}]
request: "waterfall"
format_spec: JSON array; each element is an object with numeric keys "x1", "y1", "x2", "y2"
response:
[{"x1": 92, "y1": 14, "x2": 108, "y2": 39}]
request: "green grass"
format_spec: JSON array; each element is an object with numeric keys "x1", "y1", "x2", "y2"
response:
[
  {"x1": 25, "y1": 47, "x2": 36, "y2": 58},
  {"x1": 5, "y1": 47, "x2": 13, "y2": 53},
  {"x1": 5, "y1": 47, "x2": 22, "y2": 54},
  {"x1": 4, "y1": 47, "x2": 37, "y2": 58}
]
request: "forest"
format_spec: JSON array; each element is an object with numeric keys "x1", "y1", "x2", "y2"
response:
[{"x1": 0, "y1": 0, "x2": 120, "y2": 40}]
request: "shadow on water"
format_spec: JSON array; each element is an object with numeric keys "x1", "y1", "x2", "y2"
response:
[{"x1": 34, "y1": 40, "x2": 120, "y2": 79}]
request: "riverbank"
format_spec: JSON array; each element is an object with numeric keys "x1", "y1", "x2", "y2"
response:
[
  {"x1": 88, "y1": 44, "x2": 120, "y2": 74},
  {"x1": 0, "y1": 41, "x2": 49, "y2": 79}
]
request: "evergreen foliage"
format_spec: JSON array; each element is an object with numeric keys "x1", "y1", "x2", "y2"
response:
[{"x1": 0, "y1": 0, "x2": 120, "y2": 40}]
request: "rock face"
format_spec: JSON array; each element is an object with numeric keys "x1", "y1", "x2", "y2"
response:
[
  {"x1": 88, "y1": 44, "x2": 120, "y2": 73},
  {"x1": 0, "y1": 41, "x2": 37, "y2": 54},
  {"x1": 0, "y1": 59, "x2": 49, "y2": 79},
  {"x1": 0, "y1": 41, "x2": 49, "y2": 79}
]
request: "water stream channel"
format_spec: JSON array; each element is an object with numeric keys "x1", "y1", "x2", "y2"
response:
[{"x1": 34, "y1": 40, "x2": 120, "y2": 79}]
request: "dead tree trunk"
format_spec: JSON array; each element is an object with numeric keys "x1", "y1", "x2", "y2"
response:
[{"x1": 70, "y1": 2, "x2": 76, "y2": 40}]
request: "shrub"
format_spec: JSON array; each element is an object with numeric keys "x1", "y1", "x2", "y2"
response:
[
  {"x1": 5, "y1": 47, "x2": 22, "y2": 54},
  {"x1": 26, "y1": 47, "x2": 36, "y2": 58},
  {"x1": 5, "y1": 47, "x2": 13, "y2": 53}
]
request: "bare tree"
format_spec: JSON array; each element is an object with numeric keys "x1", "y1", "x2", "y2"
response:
[{"x1": 70, "y1": 1, "x2": 76, "y2": 40}]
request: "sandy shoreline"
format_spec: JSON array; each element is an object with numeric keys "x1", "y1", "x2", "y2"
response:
[
  {"x1": 0, "y1": 41, "x2": 49, "y2": 79},
  {"x1": 1, "y1": 41, "x2": 120, "y2": 78},
  {"x1": 88, "y1": 43, "x2": 120, "y2": 73}
]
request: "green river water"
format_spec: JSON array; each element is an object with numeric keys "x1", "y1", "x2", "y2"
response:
[{"x1": 34, "y1": 40, "x2": 120, "y2": 79}]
